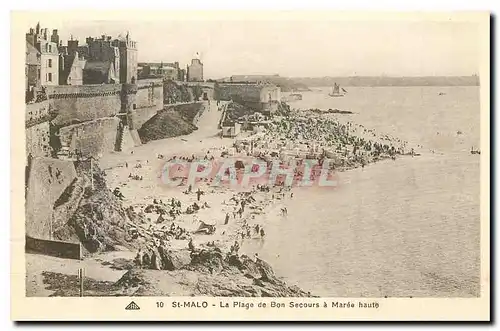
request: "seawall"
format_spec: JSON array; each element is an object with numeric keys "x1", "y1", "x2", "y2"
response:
[
  {"x1": 28, "y1": 79, "x2": 164, "y2": 160},
  {"x1": 46, "y1": 84, "x2": 123, "y2": 127},
  {"x1": 25, "y1": 157, "x2": 77, "y2": 239}
]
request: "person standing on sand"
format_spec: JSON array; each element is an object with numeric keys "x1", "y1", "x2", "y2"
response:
[
  {"x1": 151, "y1": 250, "x2": 161, "y2": 270},
  {"x1": 224, "y1": 213, "x2": 230, "y2": 225},
  {"x1": 233, "y1": 240, "x2": 240, "y2": 254},
  {"x1": 188, "y1": 238, "x2": 195, "y2": 252},
  {"x1": 134, "y1": 249, "x2": 143, "y2": 269},
  {"x1": 142, "y1": 250, "x2": 151, "y2": 269}
]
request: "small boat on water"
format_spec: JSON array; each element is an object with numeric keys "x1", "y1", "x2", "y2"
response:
[
  {"x1": 329, "y1": 83, "x2": 346, "y2": 97},
  {"x1": 471, "y1": 147, "x2": 481, "y2": 155},
  {"x1": 439, "y1": 92, "x2": 446, "y2": 96}
]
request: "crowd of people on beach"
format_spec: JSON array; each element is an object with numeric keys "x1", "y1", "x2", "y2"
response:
[
  {"x1": 234, "y1": 111, "x2": 412, "y2": 171},
  {"x1": 123, "y1": 102, "x2": 416, "y2": 274}
]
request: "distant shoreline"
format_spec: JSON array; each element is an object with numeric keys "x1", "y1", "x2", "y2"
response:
[
  {"x1": 214, "y1": 75, "x2": 479, "y2": 90},
  {"x1": 301, "y1": 85, "x2": 480, "y2": 89},
  {"x1": 291, "y1": 76, "x2": 480, "y2": 87}
]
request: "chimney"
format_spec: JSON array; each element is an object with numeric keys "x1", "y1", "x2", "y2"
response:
[{"x1": 51, "y1": 29, "x2": 59, "y2": 45}]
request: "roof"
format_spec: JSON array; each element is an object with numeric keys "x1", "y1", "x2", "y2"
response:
[
  {"x1": 26, "y1": 41, "x2": 40, "y2": 54},
  {"x1": 83, "y1": 61, "x2": 115, "y2": 84},
  {"x1": 26, "y1": 41, "x2": 40, "y2": 65},
  {"x1": 84, "y1": 61, "x2": 112, "y2": 75}
]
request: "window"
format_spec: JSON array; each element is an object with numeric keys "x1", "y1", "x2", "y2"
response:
[
  {"x1": 48, "y1": 59, "x2": 52, "y2": 68},
  {"x1": 48, "y1": 45, "x2": 51, "y2": 52},
  {"x1": 48, "y1": 73, "x2": 52, "y2": 82},
  {"x1": 37, "y1": 69, "x2": 40, "y2": 79}
]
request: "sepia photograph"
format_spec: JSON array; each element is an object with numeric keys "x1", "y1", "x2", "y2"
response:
[{"x1": 11, "y1": 10, "x2": 490, "y2": 321}]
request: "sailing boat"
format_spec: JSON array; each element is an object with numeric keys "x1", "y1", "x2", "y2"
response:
[{"x1": 329, "y1": 83, "x2": 346, "y2": 97}]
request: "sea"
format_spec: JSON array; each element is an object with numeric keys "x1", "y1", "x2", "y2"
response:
[{"x1": 240, "y1": 86, "x2": 481, "y2": 297}]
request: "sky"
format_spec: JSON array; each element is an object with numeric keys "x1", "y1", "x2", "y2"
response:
[{"x1": 26, "y1": 19, "x2": 481, "y2": 79}]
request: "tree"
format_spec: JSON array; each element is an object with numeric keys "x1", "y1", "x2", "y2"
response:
[{"x1": 192, "y1": 84, "x2": 203, "y2": 101}]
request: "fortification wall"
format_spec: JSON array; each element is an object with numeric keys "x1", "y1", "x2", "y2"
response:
[
  {"x1": 25, "y1": 81, "x2": 165, "y2": 161},
  {"x1": 59, "y1": 117, "x2": 120, "y2": 158},
  {"x1": 45, "y1": 84, "x2": 122, "y2": 127},
  {"x1": 26, "y1": 157, "x2": 77, "y2": 239},
  {"x1": 218, "y1": 84, "x2": 281, "y2": 102},
  {"x1": 132, "y1": 79, "x2": 164, "y2": 129},
  {"x1": 129, "y1": 107, "x2": 159, "y2": 130},
  {"x1": 218, "y1": 84, "x2": 262, "y2": 102},
  {"x1": 26, "y1": 121, "x2": 51, "y2": 158},
  {"x1": 25, "y1": 100, "x2": 51, "y2": 127},
  {"x1": 260, "y1": 85, "x2": 282, "y2": 102},
  {"x1": 26, "y1": 236, "x2": 82, "y2": 260},
  {"x1": 136, "y1": 79, "x2": 163, "y2": 109}
]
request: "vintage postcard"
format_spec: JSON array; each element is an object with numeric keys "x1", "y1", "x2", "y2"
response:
[{"x1": 11, "y1": 11, "x2": 490, "y2": 321}]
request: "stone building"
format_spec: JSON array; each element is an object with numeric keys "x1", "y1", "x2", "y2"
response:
[
  {"x1": 26, "y1": 23, "x2": 59, "y2": 86},
  {"x1": 58, "y1": 33, "x2": 137, "y2": 85},
  {"x1": 79, "y1": 35, "x2": 121, "y2": 84},
  {"x1": 178, "y1": 68, "x2": 186, "y2": 82},
  {"x1": 26, "y1": 41, "x2": 41, "y2": 93},
  {"x1": 83, "y1": 61, "x2": 118, "y2": 84},
  {"x1": 113, "y1": 33, "x2": 138, "y2": 84},
  {"x1": 59, "y1": 50, "x2": 86, "y2": 85},
  {"x1": 187, "y1": 57, "x2": 203, "y2": 82},
  {"x1": 138, "y1": 62, "x2": 180, "y2": 81},
  {"x1": 217, "y1": 82, "x2": 281, "y2": 113}
]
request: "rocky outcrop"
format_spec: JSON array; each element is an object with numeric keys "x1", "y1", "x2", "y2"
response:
[
  {"x1": 137, "y1": 108, "x2": 199, "y2": 143},
  {"x1": 52, "y1": 161, "x2": 144, "y2": 254},
  {"x1": 115, "y1": 247, "x2": 312, "y2": 297},
  {"x1": 223, "y1": 102, "x2": 255, "y2": 126}
]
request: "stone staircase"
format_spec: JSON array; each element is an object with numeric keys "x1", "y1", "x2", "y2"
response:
[{"x1": 114, "y1": 123, "x2": 126, "y2": 152}]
